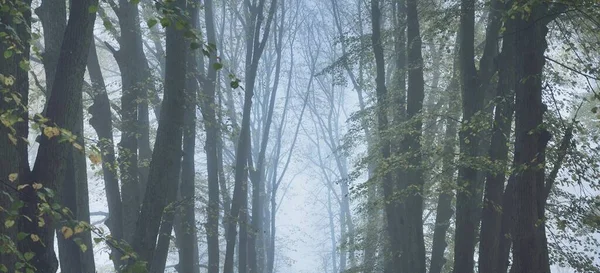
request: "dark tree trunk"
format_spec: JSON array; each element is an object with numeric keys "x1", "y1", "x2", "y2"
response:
[
  {"x1": 132, "y1": 0, "x2": 187, "y2": 266},
  {"x1": 478, "y1": 3, "x2": 516, "y2": 272},
  {"x1": 23, "y1": 0, "x2": 98, "y2": 271},
  {"x1": 87, "y1": 37, "x2": 124, "y2": 270},
  {"x1": 429, "y1": 65, "x2": 459, "y2": 273},
  {"x1": 400, "y1": 1, "x2": 426, "y2": 272},
  {"x1": 35, "y1": 0, "x2": 65, "y2": 96},
  {"x1": 110, "y1": 0, "x2": 157, "y2": 243},
  {"x1": 56, "y1": 93, "x2": 96, "y2": 273},
  {"x1": 452, "y1": 1, "x2": 483, "y2": 272},
  {"x1": 511, "y1": 3, "x2": 552, "y2": 273},
  {"x1": 177, "y1": 1, "x2": 201, "y2": 273},
  {"x1": 0, "y1": 1, "x2": 31, "y2": 270}
]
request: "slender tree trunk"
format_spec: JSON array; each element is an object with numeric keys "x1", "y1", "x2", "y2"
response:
[
  {"x1": 87, "y1": 36, "x2": 124, "y2": 270},
  {"x1": 177, "y1": 2, "x2": 201, "y2": 273},
  {"x1": 132, "y1": 0, "x2": 187, "y2": 266},
  {"x1": 429, "y1": 70, "x2": 459, "y2": 273},
  {"x1": 111, "y1": 0, "x2": 157, "y2": 243},
  {"x1": 371, "y1": 0, "x2": 401, "y2": 271},
  {"x1": 223, "y1": 0, "x2": 277, "y2": 272},
  {"x1": 202, "y1": 0, "x2": 221, "y2": 272}
]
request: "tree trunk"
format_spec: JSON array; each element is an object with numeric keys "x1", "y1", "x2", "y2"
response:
[
  {"x1": 429, "y1": 67, "x2": 459, "y2": 273},
  {"x1": 111, "y1": 0, "x2": 157, "y2": 243},
  {"x1": 452, "y1": 1, "x2": 483, "y2": 272},
  {"x1": 478, "y1": 3, "x2": 516, "y2": 272},
  {"x1": 400, "y1": 1, "x2": 426, "y2": 272},
  {"x1": 202, "y1": 1, "x2": 221, "y2": 272},
  {"x1": 177, "y1": 1, "x2": 201, "y2": 273},
  {"x1": 132, "y1": 0, "x2": 187, "y2": 266},
  {"x1": 0, "y1": 1, "x2": 31, "y2": 270},
  {"x1": 511, "y1": 3, "x2": 552, "y2": 273},
  {"x1": 371, "y1": 0, "x2": 401, "y2": 271},
  {"x1": 35, "y1": 0, "x2": 65, "y2": 96},
  {"x1": 223, "y1": 0, "x2": 277, "y2": 272},
  {"x1": 87, "y1": 36, "x2": 124, "y2": 270},
  {"x1": 24, "y1": 0, "x2": 98, "y2": 271}
]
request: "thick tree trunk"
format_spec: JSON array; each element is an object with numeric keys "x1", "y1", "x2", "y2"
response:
[
  {"x1": 400, "y1": 1, "x2": 426, "y2": 272},
  {"x1": 511, "y1": 4, "x2": 552, "y2": 273},
  {"x1": 56, "y1": 97, "x2": 96, "y2": 273},
  {"x1": 478, "y1": 5, "x2": 516, "y2": 273},
  {"x1": 452, "y1": 1, "x2": 483, "y2": 272},
  {"x1": 24, "y1": 0, "x2": 98, "y2": 271},
  {"x1": 0, "y1": 2, "x2": 31, "y2": 270},
  {"x1": 131, "y1": 0, "x2": 187, "y2": 266},
  {"x1": 35, "y1": 0, "x2": 65, "y2": 95}
]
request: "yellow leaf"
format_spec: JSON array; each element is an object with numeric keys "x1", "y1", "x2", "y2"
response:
[
  {"x1": 30, "y1": 234, "x2": 40, "y2": 242},
  {"x1": 61, "y1": 226, "x2": 74, "y2": 239},
  {"x1": 4, "y1": 219, "x2": 15, "y2": 228},
  {"x1": 17, "y1": 184, "x2": 29, "y2": 191},
  {"x1": 38, "y1": 217, "x2": 45, "y2": 227},
  {"x1": 3, "y1": 76, "x2": 14, "y2": 86},
  {"x1": 73, "y1": 142, "x2": 83, "y2": 150},
  {"x1": 8, "y1": 133, "x2": 17, "y2": 145},
  {"x1": 8, "y1": 173, "x2": 18, "y2": 182},
  {"x1": 74, "y1": 224, "x2": 85, "y2": 234},
  {"x1": 43, "y1": 126, "x2": 60, "y2": 139},
  {"x1": 32, "y1": 183, "x2": 43, "y2": 190},
  {"x1": 79, "y1": 243, "x2": 88, "y2": 253},
  {"x1": 89, "y1": 153, "x2": 101, "y2": 165}
]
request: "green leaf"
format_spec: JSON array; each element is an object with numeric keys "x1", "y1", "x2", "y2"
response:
[
  {"x1": 3, "y1": 50, "x2": 13, "y2": 59},
  {"x1": 147, "y1": 18, "x2": 158, "y2": 29},
  {"x1": 103, "y1": 19, "x2": 113, "y2": 30},
  {"x1": 4, "y1": 219, "x2": 14, "y2": 228},
  {"x1": 88, "y1": 5, "x2": 98, "y2": 13},
  {"x1": 592, "y1": 106, "x2": 598, "y2": 114},
  {"x1": 17, "y1": 232, "x2": 28, "y2": 241},
  {"x1": 190, "y1": 42, "x2": 201, "y2": 50},
  {"x1": 24, "y1": 252, "x2": 35, "y2": 261},
  {"x1": 160, "y1": 17, "x2": 170, "y2": 27},
  {"x1": 0, "y1": 264, "x2": 7, "y2": 272},
  {"x1": 213, "y1": 62, "x2": 223, "y2": 71}
]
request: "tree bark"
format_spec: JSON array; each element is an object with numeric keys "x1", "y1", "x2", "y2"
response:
[
  {"x1": 23, "y1": 0, "x2": 98, "y2": 271},
  {"x1": 132, "y1": 0, "x2": 187, "y2": 266},
  {"x1": 400, "y1": 1, "x2": 426, "y2": 272},
  {"x1": 0, "y1": 1, "x2": 31, "y2": 270},
  {"x1": 176, "y1": 1, "x2": 201, "y2": 273},
  {"x1": 202, "y1": 1, "x2": 221, "y2": 272},
  {"x1": 478, "y1": 3, "x2": 516, "y2": 272},
  {"x1": 87, "y1": 37, "x2": 124, "y2": 270},
  {"x1": 511, "y1": 3, "x2": 552, "y2": 273},
  {"x1": 429, "y1": 61, "x2": 460, "y2": 273},
  {"x1": 452, "y1": 1, "x2": 483, "y2": 272}
]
